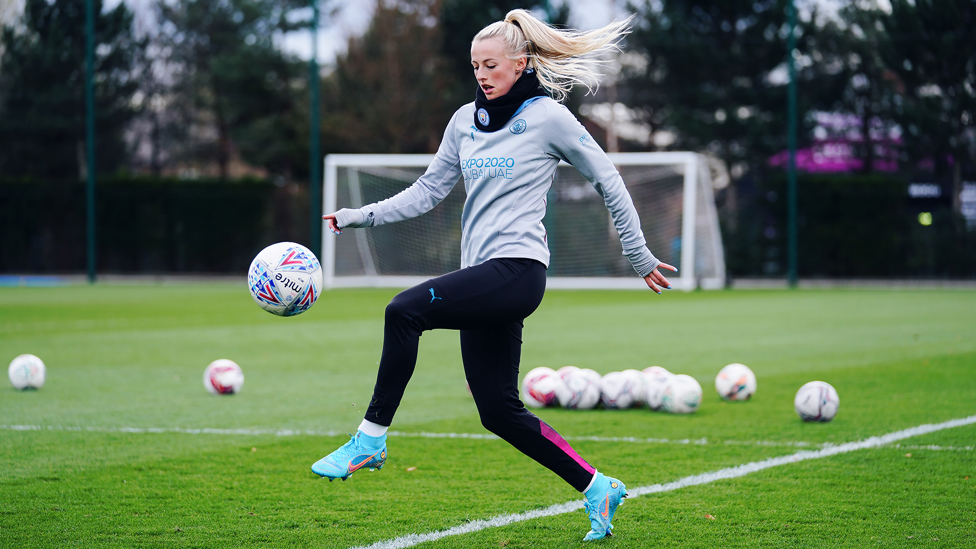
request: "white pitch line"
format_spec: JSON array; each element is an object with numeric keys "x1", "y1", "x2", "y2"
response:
[
  {"x1": 0, "y1": 424, "x2": 820, "y2": 448},
  {"x1": 0, "y1": 424, "x2": 349, "y2": 437},
  {"x1": 2, "y1": 424, "x2": 975, "y2": 452},
  {"x1": 890, "y1": 443, "x2": 975, "y2": 452},
  {"x1": 348, "y1": 414, "x2": 976, "y2": 549}
]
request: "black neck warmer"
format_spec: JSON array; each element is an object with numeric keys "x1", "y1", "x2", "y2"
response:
[{"x1": 474, "y1": 68, "x2": 547, "y2": 132}]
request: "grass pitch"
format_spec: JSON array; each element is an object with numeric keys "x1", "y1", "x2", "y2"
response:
[{"x1": 1, "y1": 283, "x2": 974, "y2": 548}]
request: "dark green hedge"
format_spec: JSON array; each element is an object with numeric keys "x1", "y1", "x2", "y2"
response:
[
  {"x1": 723, "y1": 173, "x2": 976, "y2": 278},
  {"x1": 0, "y1": 176, "x2": 309, "y2": 274},
  {"x1": 4, "y1": 173, "x2": 972, "y2": 278}
]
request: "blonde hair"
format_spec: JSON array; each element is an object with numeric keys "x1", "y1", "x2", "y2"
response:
[{"x1": 472, "y1": 9, "x2": 633, "y2": 103}]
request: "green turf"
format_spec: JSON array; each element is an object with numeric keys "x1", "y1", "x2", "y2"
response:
[{"x1": 1, "y1": 285, "x2": 974, "y2": 547}]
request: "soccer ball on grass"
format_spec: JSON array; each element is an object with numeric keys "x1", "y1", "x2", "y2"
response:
[
  {"x1": 622, "y1": 369, "x2": 647, "y2": 407},
  {"x1": 794, "y1": 381, "x2": 839, "y2": 422},
  {"x1": 662, "y1": 374, "x2": 702, "y2": 414},
  {"x1": 642, "y1": 366, "x2": 672, "y2": 411},
  {"x1": 715, "y1": 363, "x2": 757, "y2": 401},
  {"x1": 203, "y1": 359, "x2": 245, "y2": 395},
  {"x1": 520, "y1": 367, "x2": 564, "y2": 408},
  {"x1": 556, "y1": 367, "x2": 602, "y2": 410},
  {"x1": 600, "y1": 371, "x2": 642, "y2": 409},
  {"x1": 8, "y1": 354, "x2": 45, "y2": 390}
]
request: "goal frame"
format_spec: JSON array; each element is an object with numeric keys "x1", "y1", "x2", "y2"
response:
[{"x1": 321, "y1": 152, "x2": 725, "y2": 291}]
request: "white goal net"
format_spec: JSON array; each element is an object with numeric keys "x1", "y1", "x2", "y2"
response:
[{"x1": 321, "y1": 152, "x2": 725, "y2": 290}]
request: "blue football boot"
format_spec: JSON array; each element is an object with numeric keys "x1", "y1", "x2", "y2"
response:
[
  {"x1": 311, "y1": 432, "x2": 387, "y2": 481},
  {"x1": 582, "y1": 473, "x2": 627, "y2": 541}
]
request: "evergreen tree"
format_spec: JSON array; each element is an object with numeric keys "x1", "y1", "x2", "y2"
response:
[
  {"x1": 811, "y1": 4, "x2": 900, "y2": 174},
  {"x1": 623, "y1": 0, "x2": 824, "y2": 176},
  {"x1": 215, "y1": 15, "x2": 309, "y2": 181},
  {"x1": 319, "y1": 0, "x2": 447, "y2": 154},
  {"x1": 0, "y1": 0, "x2": 143, "y2": 178},
  {"x1": 872, "y1": 0, "x2": 976, "y2": 211},
  {"x1": 153, "y1": 0, "x2": 307, "y2": 179}
]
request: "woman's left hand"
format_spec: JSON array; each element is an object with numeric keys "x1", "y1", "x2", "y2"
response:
[{"x1": 644, "y1": 263, "x2": 677, "y2": 294}]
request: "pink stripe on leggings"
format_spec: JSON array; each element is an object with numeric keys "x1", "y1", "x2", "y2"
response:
[{"x1": 540, "y1": 420, "x2": 596, "y2": 475}]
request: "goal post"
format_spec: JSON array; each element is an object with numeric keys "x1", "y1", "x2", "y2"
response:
[{"x1": 322, "y1": 152, "x2": 725, "y2": 291}]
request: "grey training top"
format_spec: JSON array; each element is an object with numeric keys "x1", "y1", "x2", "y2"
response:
[{"x1": 335, "y1": 96, "x2": 660, "y2": 277}]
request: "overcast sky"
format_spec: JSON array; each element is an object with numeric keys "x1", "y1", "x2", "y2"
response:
[
  {"x1": 280, "y1": 0, "x2": 861, "y2": 65},
  {"x1": 9, "y1": 0, "x2": 866, "y2": 66},
  {"x1": 283, "y1": 0, "x2": 624, "y2": 65}
]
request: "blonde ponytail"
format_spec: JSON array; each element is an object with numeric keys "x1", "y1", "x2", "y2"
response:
[{"x1": 472, "y1": 9, "x2": 633, "y2": 103}]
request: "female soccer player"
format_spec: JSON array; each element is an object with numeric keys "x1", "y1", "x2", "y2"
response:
[{"x1": 312, "y1": 9, "x2": 675, "y2": 541}]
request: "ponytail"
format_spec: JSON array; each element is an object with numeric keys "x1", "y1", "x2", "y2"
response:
[{"x1": 473, "y1": 9, "x2": 633, "y2": 103}]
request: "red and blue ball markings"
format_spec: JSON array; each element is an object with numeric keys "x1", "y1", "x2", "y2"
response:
[
  {"x1": 276, "y1": 247, "x2": 320, "y2": 271},
  {"x1": 249, "y1": 262, "x2": 284, "y2": 307}
]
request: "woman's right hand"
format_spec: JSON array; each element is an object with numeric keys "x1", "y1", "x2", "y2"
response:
[{"x1": 322, "y1": 213, "x2": 341, "y2": 235}]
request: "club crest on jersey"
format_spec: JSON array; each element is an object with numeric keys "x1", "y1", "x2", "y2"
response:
[
  {"x1": 477, "y1": 108, "x2": 490, "y2": 126},
  {"x1": 510, "y1": 119, "x2": 527, "y2": 134}
]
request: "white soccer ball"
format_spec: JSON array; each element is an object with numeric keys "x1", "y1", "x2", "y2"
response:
[
  {"x1": 520, "y1": 367, "x2": 564, "y2": 408},
  {"x1": 715, "y1": 363, "x2": 757, "y2": 401},
  {"x1": 622, "y1": 369, "x2": 648, "y2": 407},
  {"x1": 556, "y1": 367, "x2": 602, "y2": 410},
  {"x1": 662, "y1": 374, "x2": 703, "y2": 414},
  {"x1": 203, "y1": 359, "x2": 245, "y2": 395},
  {"x1": 642, "y1": 366, "x2": 672, "y2": 411},
  {"x1": 8, "y1": 354, "x2": 45, "y2": 390},
  {"x1": 794, "y1": 381, "x2": 839, "y2": 422},
  {"x1": 247, "y1": 242, "x2": 323, "y2": 317},
  {"x1": 600, "y1": 371, "x2": 641, "y2": 409}
]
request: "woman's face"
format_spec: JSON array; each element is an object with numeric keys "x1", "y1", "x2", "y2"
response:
[{"x1": 471, "y1": 37, "x2": 526, "y2": 100}]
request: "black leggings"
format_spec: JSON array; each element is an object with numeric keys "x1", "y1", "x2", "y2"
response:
[{"x1": 363, "y1": 258, "x2": 596, "y2": 492}]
